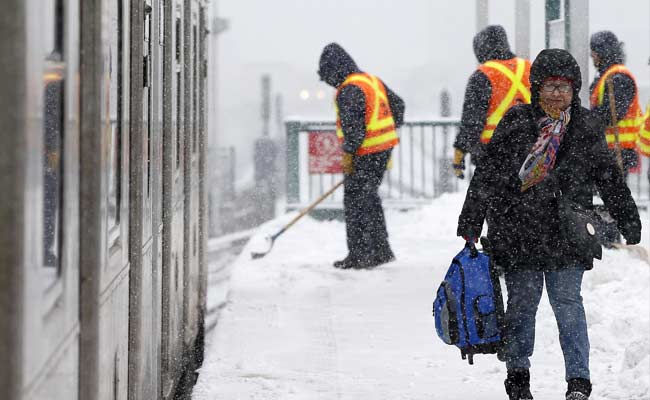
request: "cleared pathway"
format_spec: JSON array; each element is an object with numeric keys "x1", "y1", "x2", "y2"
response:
[{"x1": 193, "y1": 193, "x2": 650, "y2": 400}]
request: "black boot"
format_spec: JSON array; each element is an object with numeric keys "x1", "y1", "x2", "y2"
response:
[
  {"x1": 566, "y1": 378, "x2": 591, "y2": 400},
  {"x1": 504, "y1": 369, "x2": 533, "y2": 400}
]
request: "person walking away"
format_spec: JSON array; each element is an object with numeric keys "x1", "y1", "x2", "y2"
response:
[
  {"x1": 589, "y1": 31, "x2": 643, "y2": 176},
  {"x1": 317, "y1": 42, "x2": 404, "y2": 269},
  {"x1": 457, "y1": 49, "x2": 641, "y2": 400},
  {"x1": 452, "y1": 25, "x2": 531, "y2": 178}
]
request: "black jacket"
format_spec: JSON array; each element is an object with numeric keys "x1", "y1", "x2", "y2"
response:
[
  {"x1": 454, "y1": 25, "x2": 517, "y2": 163},
  {"x1": 457, "y1": 49, "x2": 641, "y2": 272},
  {"x1": 318, "y1": 43, "x2": 405, "y2": 154}
]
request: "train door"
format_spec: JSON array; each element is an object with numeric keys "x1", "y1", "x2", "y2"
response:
[
  {"x1": 0, "y1": 0, "x2": 81, "y2": 398},
  {"x1": 151, "y1": 0, "x2": 166, "y2": 395},
  {"x1": 79, "y1": 0, "x2": 131, "y2": 399},
  {"x1": 161, "y1": 0, "x2": 186, "y2": 397},
  {"x1": 127, "y1": 0, "x2": 162, "y2": 398}
]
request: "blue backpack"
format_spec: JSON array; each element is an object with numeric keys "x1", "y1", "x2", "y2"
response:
[{"x1": 432, "y1": 243, "x2": 504, "y2": 364}]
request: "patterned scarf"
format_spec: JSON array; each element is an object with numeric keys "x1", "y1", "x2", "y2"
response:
[{"x1": 519, "y1": 107, "x2": 571, "y2": 192}]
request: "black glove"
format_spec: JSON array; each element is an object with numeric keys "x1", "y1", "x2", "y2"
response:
[{"x1": 621, "y1": 221, "x2": 641, "y2": 245}]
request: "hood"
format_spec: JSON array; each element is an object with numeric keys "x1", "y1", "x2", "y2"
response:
[
  {"x1": 473, "y1": 25, "x2": 516, "y2": 64},
  {"x1": 318, "y1": 43, "x2": 360, "y2": 88},
  {"x1": 590, "y1": 31, "x2": 625, "y2": 73},
  {"x1": 529, "y1": 48, "x2": 582, "y2": 109}
]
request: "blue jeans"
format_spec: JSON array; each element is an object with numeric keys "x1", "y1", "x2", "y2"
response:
[{"x1": 502, "y1": 268, "x2": 590, "y2": 381}]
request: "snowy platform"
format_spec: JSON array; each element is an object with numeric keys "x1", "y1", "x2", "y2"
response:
[{"x1": 193, "y1": 193, "x2": 650, "y2": 400}]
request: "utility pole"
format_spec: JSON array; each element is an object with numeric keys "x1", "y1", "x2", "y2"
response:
[
  {"x1": 476, "y1": 0, "x2": 488, "y2": 33},
  {"x1": 207, "y1": 0, "x2": 229, "y2": 236},
  {"x1": 261, "y1": 74, "x2": 271, "y2": 137},
  {"x1": 515, "y1": 0, "x2": 530, "y2": 60},
  {"x1": 545, "y1": 0, "x2": 589, "y2": 104},
  {"x1": 254, "y1": 74, "x2": 277, "y2": 223},
  {"x1": 565, "y1": 0, "x2": 589, "y2": 105},
  {"x1": 440, "y1": 89, "x2": 453, "y2": 194}
]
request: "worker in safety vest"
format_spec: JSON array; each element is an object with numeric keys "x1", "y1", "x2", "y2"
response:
[
  {"x1": 589, "y1": 31, "x2": 643, "y2": 176},
  {"x1": 318, "y1": 43, "x2": 405, "y2": 269},
  {"x1": 452, "y1": 25, "x2": 531, "y2": 178}
]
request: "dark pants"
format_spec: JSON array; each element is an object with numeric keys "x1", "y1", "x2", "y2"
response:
[{"x1": 344, "y1": 149, "x2": 392, "y2": 259}]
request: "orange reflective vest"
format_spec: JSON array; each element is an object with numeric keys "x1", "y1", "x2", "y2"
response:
[
  {"x1": 478, "y1": 57, "x2": 531, "y2": 144},
  {"x1": 589, "y1": 64, "x2": 643, "y2": 150},
  {"x1": 335, "y1": 73, "x2": 399, "y2": 156},
  {"x1": 638, "y1": 105, "x2": 650, "y2": 156}
]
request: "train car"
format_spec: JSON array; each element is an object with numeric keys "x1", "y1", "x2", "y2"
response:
[{"x1": 0, "y1": 0, "x2": 210, "y2": 399}]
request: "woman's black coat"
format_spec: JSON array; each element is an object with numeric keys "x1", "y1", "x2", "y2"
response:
[{"x1": 457, "y1": 49, "x2": 641, "y2": 272}]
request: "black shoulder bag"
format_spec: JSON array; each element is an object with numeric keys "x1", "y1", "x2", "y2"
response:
[{"x1": 557, "y1": 195, "x2": 603, "y2": 260}]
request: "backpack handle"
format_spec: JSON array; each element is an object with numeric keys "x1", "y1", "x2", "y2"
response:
[{"x1": 465, "y1": 241, "x2": 479, "y2": 258}]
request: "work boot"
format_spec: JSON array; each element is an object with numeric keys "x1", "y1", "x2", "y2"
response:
[
  {"x1": 333, "y1": 254, "x2": 362, "y2": 269},
  {"x1": 334, "y1": 253, "x2": 384, "y2": 270},
  {"x1": 371, "y1": 249, "x2": 396, "y2": 266},
  {"x1": 504, "y1": 369, "x2": 533, "y2": 400},
  {"x1": 566, "y1": 378, "x2": 591, "y2": 400}
]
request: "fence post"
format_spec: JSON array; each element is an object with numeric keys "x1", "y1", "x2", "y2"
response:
[
  {"x1": 286, "y1": 120, "x2": 301, "y2": 207},
  {"x1": 439, "y1": 89, "x2": 453, "y2": 194}
]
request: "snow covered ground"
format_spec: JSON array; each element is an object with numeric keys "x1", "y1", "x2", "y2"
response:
[{"x1": 193, "y1": 192, "x2": 650, "y2": 400}]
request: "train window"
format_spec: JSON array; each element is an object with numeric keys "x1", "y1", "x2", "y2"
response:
[
  {"x1": 42, "y1": 0, "x2": 65, "y2": 274},
  {"x1": 44, "y1": 0, "x2": 64, "y2": 59},
  {"x1": 175, "y1": 17, "x2": 181, "y2": 62},
  {"x1": 159, "y1": 0, "x2": 164, "y2": 46},
  {"x1": 107, "y1": 0, "x2": 124, "y2": 231}
]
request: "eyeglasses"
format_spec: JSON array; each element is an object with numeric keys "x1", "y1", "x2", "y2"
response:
[{"x1": 541, "y1": 83, "x2": 572, "y2": 94}]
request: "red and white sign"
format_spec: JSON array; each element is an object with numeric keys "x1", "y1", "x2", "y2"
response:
[{"x1": 308, "y1": 131, "x2": 343, "y2": 174}]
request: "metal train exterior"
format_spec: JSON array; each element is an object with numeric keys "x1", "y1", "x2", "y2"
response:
[{"x1": 0, "y1": 0, "x2": 209, "y2": 399}]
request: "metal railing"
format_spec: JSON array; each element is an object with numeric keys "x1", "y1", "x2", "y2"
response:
[
  {"x1": 286, "y1": 118, "x2": 650, "y2": 212},
  {"x1": 286, "y1": 119, "x2": 463, "y2": 211}
]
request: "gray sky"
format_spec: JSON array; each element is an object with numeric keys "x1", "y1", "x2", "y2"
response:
[{"x1": 211, "y1": 0, "x2": 649, "y2": 177}]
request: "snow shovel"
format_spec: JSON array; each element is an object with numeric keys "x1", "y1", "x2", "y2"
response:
[{"x1": 250, "y1": 180, "x2": 344, "y2": 259}]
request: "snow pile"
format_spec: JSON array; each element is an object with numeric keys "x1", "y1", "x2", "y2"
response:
[{"x1": 193, "y1": 192, "x2": 650, "y2": 400}]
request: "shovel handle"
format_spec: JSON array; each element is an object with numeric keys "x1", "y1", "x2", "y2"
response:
[
  {"x1": 280, "y1": 180, "x2": 344, "y2": 234},
  {"x1": 606, "y1": 78, "x2": 624, "y2": 173}
]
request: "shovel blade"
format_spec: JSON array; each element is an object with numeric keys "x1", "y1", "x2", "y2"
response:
[
  {"x1": 250, "y1": 251, "x2": 269, "y2": 259},
  {"x1": 250, "y1": 236, "x2": 274, "y2": 260}
]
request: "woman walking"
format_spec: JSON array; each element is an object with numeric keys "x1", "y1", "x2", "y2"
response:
[{"x1": 456, "y1": 49, "x2": 641, "y2": 400}]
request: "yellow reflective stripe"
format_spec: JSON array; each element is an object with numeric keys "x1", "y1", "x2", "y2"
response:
[
  {"x1": 344, "y1": 74, "x2": 390, "y2": 123},
  {"x1": 361, "y1": 129, "x2": 398, "y2": 148},
  {"x1": 481, "y1": 129, "x2": 494, "y2": 141},
  {"x1": 596, "y1": 65, "x2": 630, "y2": 105},
  {"x1": 368, "y1": 120, "x2": 393, "y2": 131},
  {"x1": 618, "y1": 118, "x2": 642, "y2": 128},
  {"x1": 637, "y1": 141, "x2": 650, "y2": 156},
  {"x1": 605, "y1": 133, "x2": 637, "y2": 143},
  {"x1": 344, "y1": 74, "x2": 389, "y2": 102},
  {"x1": 483, "y1": 59, "x2": 531, "y2": 125},
  {"x1": 639, "y1": 131, "x2": 650, "y2": 140}
]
